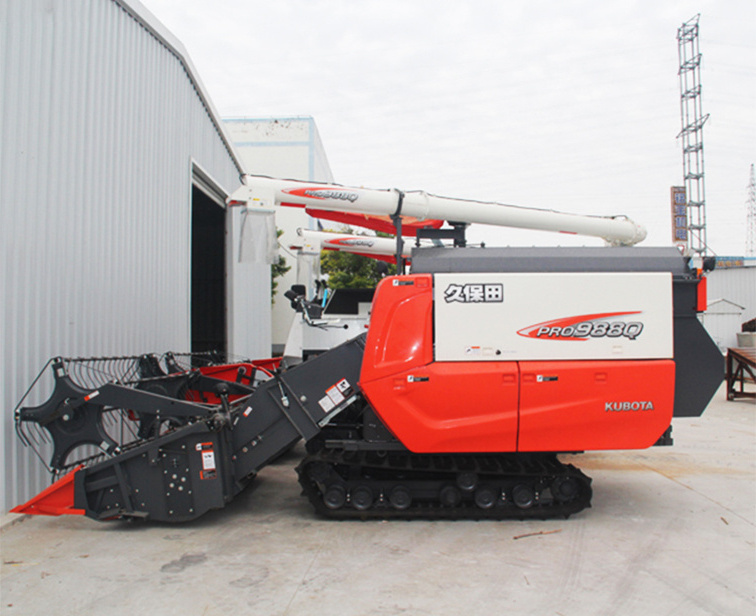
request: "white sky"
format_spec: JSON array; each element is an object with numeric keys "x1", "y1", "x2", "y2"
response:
[{"x1": 141, "y1": 0, "x2": 755, "y2": 254}]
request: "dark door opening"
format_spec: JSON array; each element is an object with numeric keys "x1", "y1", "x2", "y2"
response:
[{"x1": 191, "y1": 185, "x2": 227, "y2": 355}]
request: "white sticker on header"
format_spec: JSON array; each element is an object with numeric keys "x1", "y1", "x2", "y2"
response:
[
  {"x1": 202, "y1": 450, "x2": 216, "y2": 471},
  {"x1": 327, "y1": 385, "x2": 345, "y2": 405},
  {"x1": 319, "y1": 395, "x2": 335, "y2": 412}
]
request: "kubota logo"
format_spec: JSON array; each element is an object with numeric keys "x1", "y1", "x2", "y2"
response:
[
  {"x1": 517, "y1": 312, "x2": 644, "y2": 341},
  {"x1": 283, "y1": 187, "x2": 359, "y2": 202},
  {"x1": 605, "y1": 401, "x2": 655, "y2": 412}
]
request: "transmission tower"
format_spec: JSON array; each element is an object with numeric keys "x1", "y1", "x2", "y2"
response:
[
  {"x1": 676, "y1": 14, "x2": 710, "y2": 256},
  {"x1": 747, "y1": 164, "x2": 756, "y2": 257}
]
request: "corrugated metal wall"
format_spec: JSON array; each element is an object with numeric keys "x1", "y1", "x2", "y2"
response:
[
  {"x1": 702, "y1": 267, "x2": 756, "y2": 351},
  {"x1": 706, "y1": 268, "x2": 756, "y2": 323},
  {"x1": 0, "y1": 0, "x2": 268, "y2": 512}
]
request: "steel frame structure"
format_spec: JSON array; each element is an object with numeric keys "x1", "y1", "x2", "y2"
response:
[{"x1": 677, "y1": 14, "x2": 710, "y2": 256}]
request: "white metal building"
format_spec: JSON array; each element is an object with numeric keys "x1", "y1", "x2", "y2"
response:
[
  {"x1": 1, "y1": 0, "x2": 270, "y2": 512},
  {"x1": 701, "y1": 261, "x2": 756, "y2": 352},
  {"x1": 224, "y1": 117, "x2": 335, "y2": 352}
]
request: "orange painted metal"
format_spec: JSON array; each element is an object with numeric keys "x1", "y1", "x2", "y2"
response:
[
  {"x1": 360, "y1": 274, "x2": 518, "y2": 453},
  {"x1": 11, "y1": 468, "x2": 85, "y2": 517},
  {"x1": 697, "y1": 275, "x2": 708, "y2": 312},
  {"x1": 359, "y1": 275, "x2": 434, "y2": 385},
  {"x1": 518, "y1": 360, "x2": 675, "y2": 451},
  {"x1": 284, "y1": 206, "x2": 444, "y2": 237},
  {"x1": 361, "y1": 361, "x2": 520, "y2": 453},
  {"x1": 185, "y1": 360, "x2": 278, "y2": 404}
]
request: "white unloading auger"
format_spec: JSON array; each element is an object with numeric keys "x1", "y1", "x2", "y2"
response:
[
  {"x1": 227, "y1": 175, "x2": 647, "y2": 247},
  {"x1": 290, "y1": 229, "x2": 433, "y2": 259}
]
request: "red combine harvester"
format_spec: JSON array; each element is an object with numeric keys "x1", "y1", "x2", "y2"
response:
[{"x1": 12, "y1": 176, "x2": 722, "y2": 522}]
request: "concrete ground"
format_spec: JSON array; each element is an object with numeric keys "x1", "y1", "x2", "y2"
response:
[{"x1": 1, "y1": 385, "x2": 754, "y2": 616}]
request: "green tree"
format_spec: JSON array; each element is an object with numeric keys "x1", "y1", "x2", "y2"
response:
[
  {"x1": 320, "y1": 231, "x2": 397, "y2": 289},
  {"x1": 271, "y1": 229, "x2": 291, "y2": 303}
]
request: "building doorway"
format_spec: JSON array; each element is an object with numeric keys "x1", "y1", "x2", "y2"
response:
[{"x1": 191, "y1": 184, "x2": 227, "y2": 354}]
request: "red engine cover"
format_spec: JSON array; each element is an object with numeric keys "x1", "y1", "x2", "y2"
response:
[
  {"x1": 361, "y1": 361, "x2": 519, "y2": 453},
  {"x1": 518, "y1": 360, "x2": 675, "y2": 451},
  {"x1": 360, "y1": 274, "x2": 676, "y2": 454}
]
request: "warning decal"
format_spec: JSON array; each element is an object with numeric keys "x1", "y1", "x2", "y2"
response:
[
  {"x1": 197, "y1": 442, "x2": 217, "y2": 480},
  {"x1": 318, "y1": 379, "x2": 352, "y2": 412},
  {"x1": 202, "y1": 450, "x2": 216, "y2": 471}
]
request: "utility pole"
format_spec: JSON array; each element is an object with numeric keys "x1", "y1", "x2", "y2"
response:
[{"x1": 677, "y1": 14, "x2": 710, "y2": 256}]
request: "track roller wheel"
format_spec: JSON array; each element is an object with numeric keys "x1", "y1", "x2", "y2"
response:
[
  {"x1": 389, "y1": 486, "x2": 412, "y2": 510},
  {"x1": 551, "y1": 477, "x2": 579, "y2": 502},
  {"x1": 323, "y1": 484, "x2": 347, "y2": 510},
  {"x1": 512, "y1": 484, "x2": 536, "y2": 509},
  {"x1": 456, "y1": 472, "x2": 478, "y2": 492},
  {"x1": 474, "y1": 486, "x2": 497, "y2": 509},
  {"x1": 350, "y1": 485, "x2": 374, "y2": 511},
  {"x1": 439, "y1": 485, "x2": 462, "y2": 507}
]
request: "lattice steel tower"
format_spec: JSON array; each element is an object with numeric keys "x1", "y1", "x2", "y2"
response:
[
  {"x1": 747, "y1": 164, "x2": 756, "y2": 257},
  {"x1": 677, "y1": 14, "x2": 710, "y2": 256}
]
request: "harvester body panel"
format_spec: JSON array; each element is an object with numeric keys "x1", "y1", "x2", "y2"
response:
[{"x1": 360, "y1": 267, "x2": 678, "y2": 454}]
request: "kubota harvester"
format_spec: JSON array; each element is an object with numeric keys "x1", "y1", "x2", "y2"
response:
[{"x1": 11, "y1": 177, "x2": 722, "y2": 523}]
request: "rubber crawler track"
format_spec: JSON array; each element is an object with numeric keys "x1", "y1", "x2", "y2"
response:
[{"x1": 297, "y1": 448, "x2": 593, "y2": 521}]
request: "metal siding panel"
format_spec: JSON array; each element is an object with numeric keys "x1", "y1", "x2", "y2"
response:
[
  {"x1": 702, "y1": 268, "x2": 756, "y2": 350},
  {"x1": 1, "y1": 0, "x2": 264, "y2": 512},
  {"x1": 709, "y1": 269, "x2": 756, "y2": 322}
]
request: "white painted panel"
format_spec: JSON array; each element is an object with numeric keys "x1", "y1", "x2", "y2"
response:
[
  {"x1": 224, "y1": 117, "x2": 335, "y2": 350},
  {"x1": 434, "y1": 273, "x2": 673, "y2": 361}
]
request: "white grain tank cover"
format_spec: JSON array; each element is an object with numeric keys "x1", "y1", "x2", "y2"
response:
[{"x1": 433, "y1": 272, "x2": 674, "y2": 361}]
